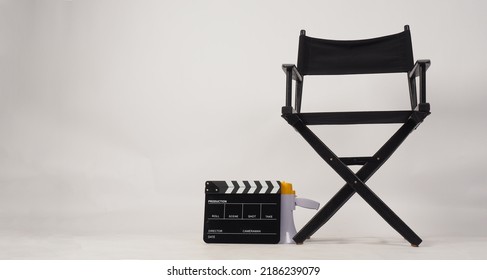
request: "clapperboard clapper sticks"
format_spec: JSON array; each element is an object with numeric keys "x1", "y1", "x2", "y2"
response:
[{"x1": 203, "y1": 181, "x2": 319, "y2": 244}]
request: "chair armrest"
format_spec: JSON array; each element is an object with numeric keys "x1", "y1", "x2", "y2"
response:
[
  {"x1": 408, "y1": 59, "x2": 431, "y2": 107},
  {"x1": 282, "y1": 64, "x2": 303, "y2": 82},
  {"x1": 282, "y1": 64, "x2": 304, "y2": 110},
  {"x1": 408, "y1": 60, "x2": 431, "y2": 79}
]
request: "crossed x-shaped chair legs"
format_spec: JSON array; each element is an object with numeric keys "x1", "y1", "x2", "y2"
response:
[{"x1": 283, "y1": 113, "x2": 427, "y2": 246}]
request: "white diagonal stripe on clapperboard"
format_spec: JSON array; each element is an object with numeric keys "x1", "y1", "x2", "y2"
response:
[
  {"x1": 225, "y1": 180, "x2": 234, "y2": 194},
  {"x1": 248, "y1": 181, "x2": 258, "y2": 194},
  {"x1": 236, "y1": 181, "x2": 245, "y2": 193},
  {"x1": 259, "y1": 181, "x2": 268, "y2": 194},
  {"x1": 270, "y1": 181, "x2": 280, "y2": 193}
]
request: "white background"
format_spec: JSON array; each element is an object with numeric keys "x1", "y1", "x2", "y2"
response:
[{"x1": 0, "y1": 0, "x2": 486, "y2": 259}]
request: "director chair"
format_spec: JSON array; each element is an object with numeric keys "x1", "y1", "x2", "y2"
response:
[{"x1": 281, "y1": 25, "x2": 430, "y2": 246}]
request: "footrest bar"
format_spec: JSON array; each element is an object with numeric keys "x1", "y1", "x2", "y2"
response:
[{"x1": 339, "y1": 157, "x2": 374, "y2": 166}]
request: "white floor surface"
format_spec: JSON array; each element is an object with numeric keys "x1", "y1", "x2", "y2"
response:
[{"x1": 1, "y1": 232, "x2": 486, "y2": 260}]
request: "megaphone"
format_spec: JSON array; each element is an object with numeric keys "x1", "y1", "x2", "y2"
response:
[{"x1": 279, "y1": 181, "x2": 320, "y2": 244}]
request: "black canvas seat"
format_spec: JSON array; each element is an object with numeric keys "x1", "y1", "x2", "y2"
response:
[{"x1": 281, "y1": 26, "x2": 431, "y2": 246}]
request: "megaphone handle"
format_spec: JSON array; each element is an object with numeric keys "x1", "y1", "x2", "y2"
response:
[{"x1": 295, "y1": 197, "x2": 320, "y2": 210}]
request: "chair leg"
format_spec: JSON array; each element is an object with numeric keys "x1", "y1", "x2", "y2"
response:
[
  {"x1": 291, "y1": 118, "x2": 422, "y2": 246},
  {"x1": 294, "y1": 185, "x2": 355, "y2": 244},
  {"x1": 349, "y1": 178, "x2": 422, "y2": 246}
]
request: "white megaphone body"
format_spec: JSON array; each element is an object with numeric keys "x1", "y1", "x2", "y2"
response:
[{"x1": 279, "y1": 182, "x2": 320, "y2": 244}]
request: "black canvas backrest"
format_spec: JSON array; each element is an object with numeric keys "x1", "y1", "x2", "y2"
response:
[{"x1": 297, "y1": 29, "x2": 414, "y2": 75}]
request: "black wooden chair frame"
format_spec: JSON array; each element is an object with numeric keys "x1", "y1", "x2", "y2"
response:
[{"x1": 281, "y1": 25, "x2": 430, "y2": 246}]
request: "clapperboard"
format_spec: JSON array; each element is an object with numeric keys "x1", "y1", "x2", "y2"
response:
[{"x1": 204, "y1": 180, "x2": 281, "y2": 244}]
